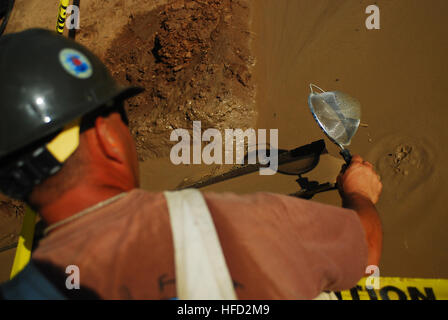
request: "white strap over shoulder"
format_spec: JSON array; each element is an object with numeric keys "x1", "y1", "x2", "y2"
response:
[{"x1": 164, "y1": 189, "x2": 237, "y2": 300}]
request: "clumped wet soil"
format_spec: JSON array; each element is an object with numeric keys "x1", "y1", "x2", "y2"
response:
[
  {"x1": 0, "y1": 196, "x2": 23, "y2": 254},
  {"x1": 105, "y1": 0, "x2": 257, "y2": 160}
]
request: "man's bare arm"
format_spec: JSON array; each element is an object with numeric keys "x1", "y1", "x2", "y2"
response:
[{"x1": 337, "y1": 155, "x2": 383, "y2": 268}]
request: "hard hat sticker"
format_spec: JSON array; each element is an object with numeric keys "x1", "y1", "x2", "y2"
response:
[{"x1": 59, "y1": 48, "x2": 93, "y2": 79}]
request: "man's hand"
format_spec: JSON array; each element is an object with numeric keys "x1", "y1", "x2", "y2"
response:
[
  {"x1": 337, "y1": 155, "x2": 383, "y2": 268},
  {"x1": 337, "y1": 155, "x2": 382, "y2": 204}
]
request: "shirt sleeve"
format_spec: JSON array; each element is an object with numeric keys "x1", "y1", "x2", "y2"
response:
[{"x1": 204, "y1": 192, "x2": 368, "y2": 299}]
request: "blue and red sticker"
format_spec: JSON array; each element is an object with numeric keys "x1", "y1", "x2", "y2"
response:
[{"x1": 59, "y1": 48, "x2": 93, "y2": 79}]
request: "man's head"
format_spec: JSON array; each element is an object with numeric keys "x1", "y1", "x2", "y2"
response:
[
  {"x1": 29, "y1": 101, "x2": 140, "y2": 212},
  {"x1": 0, "y1": 28, "x2": 143, "y2": 205}
]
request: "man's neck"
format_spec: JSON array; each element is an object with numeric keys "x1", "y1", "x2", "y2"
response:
[{"x1": 36, "y1": 185, "x2": 132, "y2": 227}]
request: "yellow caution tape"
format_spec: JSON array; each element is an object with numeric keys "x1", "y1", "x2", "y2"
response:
[
  {"x1": 338, "y1": 277, "x2": 448, "y2": 300},
  {"x1": 56, "y1": 0, "x2": 70, "y2": 35},
  {"x1": 9, "y1": 207, "x2": 37, "y2": 279}
]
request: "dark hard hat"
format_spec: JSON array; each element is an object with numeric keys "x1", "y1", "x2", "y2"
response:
[{"x1": 0, "y1": 28, "x2": 143, "y2": 159}]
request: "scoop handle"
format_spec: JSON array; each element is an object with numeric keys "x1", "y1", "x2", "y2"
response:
[{"x1": 340, "y1": 149, "x2": 352, "y2": 165}]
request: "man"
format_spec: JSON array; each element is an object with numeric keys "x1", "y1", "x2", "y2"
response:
[{"x1": 0, "y1": 29, "x2": 382, "y2": 299}]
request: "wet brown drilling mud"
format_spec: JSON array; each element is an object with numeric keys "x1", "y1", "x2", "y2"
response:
[{"x1": 251, "y1": 0, "x2": 448, "y2": 278}]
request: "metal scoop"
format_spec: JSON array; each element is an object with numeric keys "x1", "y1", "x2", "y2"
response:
[{"x1": 308, "y1": 84, "x2": 361, "y2": 164}]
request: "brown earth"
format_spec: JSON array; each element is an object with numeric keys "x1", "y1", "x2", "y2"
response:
[
  {"x1": 104, "y1": 0, "x2": 256, "y2": 160},
  {"x1": 0, "y1": 196, "x2": 23, "y2": 256}
]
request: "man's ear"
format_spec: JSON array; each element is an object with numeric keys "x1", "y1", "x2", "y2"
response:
[{"x1": 94, "y1": 114, "x2": 126, "y2": 163}]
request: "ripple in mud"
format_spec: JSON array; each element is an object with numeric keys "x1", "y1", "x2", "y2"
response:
[{"x1": 368, "y1": 135, "x2": 434, "y2": 202}]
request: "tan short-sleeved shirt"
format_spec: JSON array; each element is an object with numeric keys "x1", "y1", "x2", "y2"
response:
[{"x1": 32, "y1": 189, "x2": 368, "y2": 299}]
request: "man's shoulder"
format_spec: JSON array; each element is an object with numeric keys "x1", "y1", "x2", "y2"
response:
[
  {"x1": 126, "y1": 188, "x2": 167, "y2": 208},
  {"x1": 132, "y1": 188, "x2": 358, "y2": 224},
  {"x1": 203, "y1": 191, "x2": 355, "y2": 215}
]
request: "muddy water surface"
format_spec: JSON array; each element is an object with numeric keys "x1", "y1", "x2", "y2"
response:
[{"x1": 252, "y1": 0, "x2": 448, "y2": 278}]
